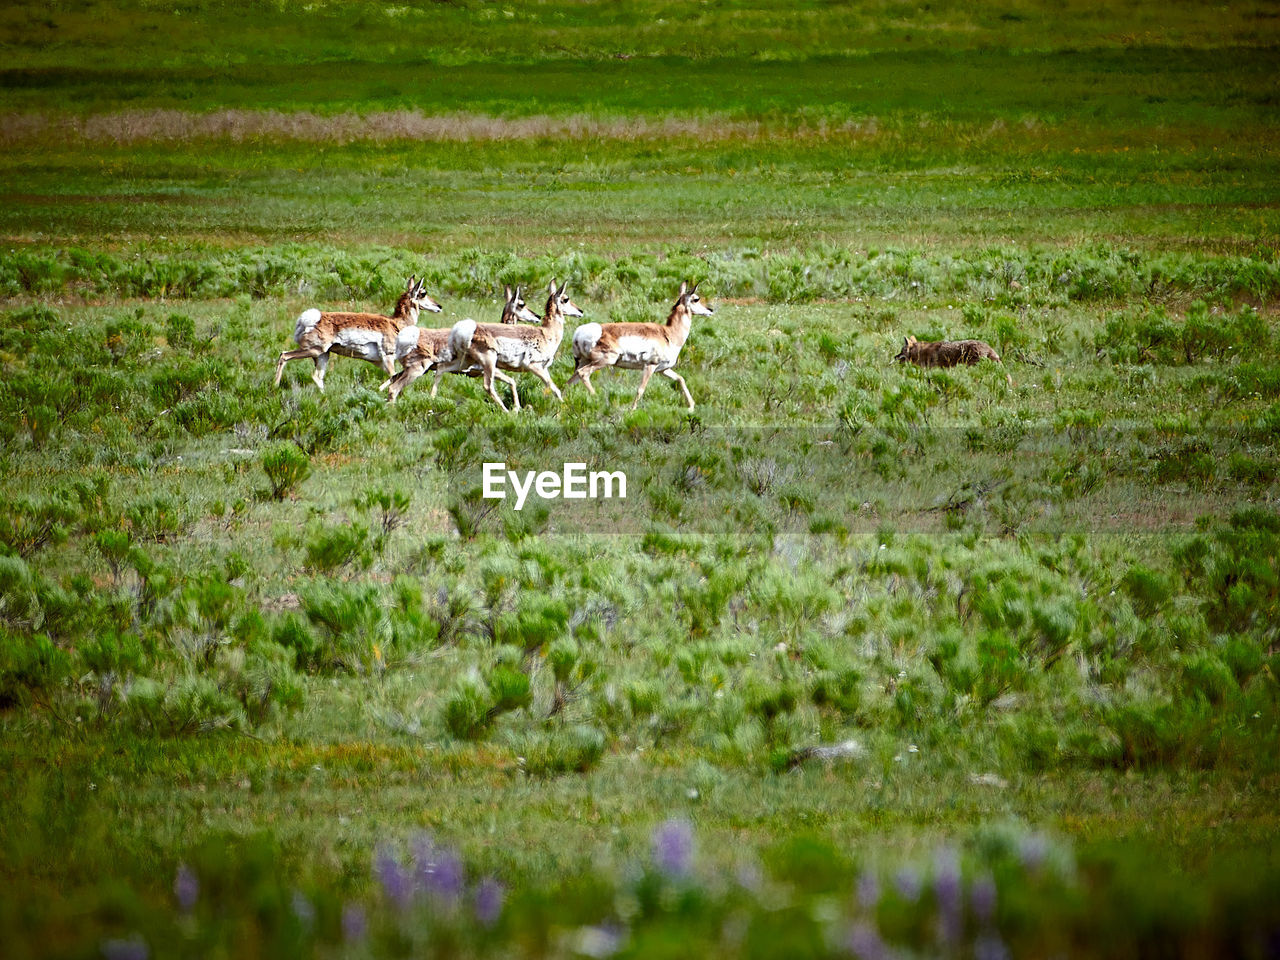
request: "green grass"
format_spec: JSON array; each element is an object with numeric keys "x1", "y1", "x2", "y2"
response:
[{"x1": 2, "y1": 1, "x2": 1279, "y2": 956}]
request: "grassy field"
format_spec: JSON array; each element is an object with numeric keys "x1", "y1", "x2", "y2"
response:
[{"x1": 2, "y1": 2, "x2": 1279, "y2": 958}]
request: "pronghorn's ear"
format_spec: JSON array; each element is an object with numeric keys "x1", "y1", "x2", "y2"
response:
[
  {"x1": 678, "y1": 280, "x2": 688, "y2": 297},
  {"x1": 515, "y1": 285, "x2": 522, "y2": 300},
  {"x1": 691, "y1": 280, "x2": 701, "y2": 293},
  {"x1": 504, "y1": 284, "x2": 511, "y2": 300},
  {"x1": 560, "y1": 279, "x2": 570, "y2": 296},
  {"x1": 549, "y1": 278, "x2": 558, "y2": 296}
]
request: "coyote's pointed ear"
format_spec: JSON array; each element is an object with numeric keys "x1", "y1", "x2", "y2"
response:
[
  {"x1": 903, "y1": 337, "x2": 910, "y2": 350},
  {"x1": 908, "y1": 335, "x2": 918, "y2": 345},
  {"x1": 678, "y1": 280, "x2": 688, "y2": 297}
]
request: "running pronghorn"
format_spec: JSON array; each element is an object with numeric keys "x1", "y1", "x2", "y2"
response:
[
  {"x1": 274, "y1": 276, "x2": 442, "y2": 391},
  {"x1": 565, "y1": 280, "x2": 712, "y2": 410},
  {"x1": 380, "y1": 284, "x2": 537, "y2": 398},
  {"x1": 421, "y1": 279, "x2": 581, "y2": 412}
]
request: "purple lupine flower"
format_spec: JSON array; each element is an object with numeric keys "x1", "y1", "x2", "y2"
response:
[
  {"x1": 342, "y1": 902, "x2": 368, "y2": 943},
  {"x1": 970, "y1": 873, "x2": 997, "y2": 926},
  {"x1": 374, "y1": 845, "x2": 413, "y2": 911},
  {"x1": 425, "y1": 846, "x2": 466, "y2": 906},
  {"x1": 474, "y1": 877, "x2": 504, "y2": 928},
  {"x1": 411, "y1": 831, "x2": 437, "y2": 891},
  {"x1": 892, "y1": 866, "x2": 922, "y2": 903},
  {"x1": 933, "y1": 848, "x2": 963, "y2": 947},
  {"x1": 736, "y1": 860, "x2": 764, "y2": 894},
  {"x1": 1018, "y1": 832, "x2": 1049, "y2": 873},
  {"x1": 856, "y1": 870, "x2": 880, "y2": 911},
  {"x1": 573, "y1": 922, "x2": 625, "y2": 958},
  {"x1": 173, "y1": 863, "x2": 198, "y2": 913},
  {"x1": 291, "y1": 889, "x2": 316, "y2": 930},
  {"x1": 846, "y1": 920, "x2": 891, "y2": 960},
  {"x1": 974, "y1": 932, "x2": 1010, "y2": 960},
  {"x1": 651, "y1": 818, "x2": 695, "y2": 878},
  {"x1": 100, "y1": 936, "x2": 149, "y2": 960}
]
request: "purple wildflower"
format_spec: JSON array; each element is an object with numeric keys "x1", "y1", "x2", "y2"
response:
[
  {"x1": 856, "y1": 870, "x2": 880, "y2": 911},
  {"x1": 291, "y1": 889, "x2": 316, "y2": 930},
  {"x1": 173, "y1": 863, "x2": 198, "y2": 913},
  {"x1": 100, "y1": 936, "x2": 149, "y2": 960},
  {"x1": 342, "y1": 902, "x2": 368, "y2": 943},
  {"x1": 846, "y1": 920, "x2": 891, "y2": 960},
  {"x1": 1018, "y1": 832, "x2": 1049, "y2": 873},
  {"x1": 574, "y1": 922, "x2": 625, "y2": 958},
  {"x1": 933, "y1": 848, "x2": 963, "y2": 946},
  {"x1": 411, "y1": 832, "x2": 437, "y2": 891},
  {"x1": 426, "y1": 846, "x2": 465, "y2": 906},
  {"x1": 974, "y1": 932, "x2": 1010, "y2": 960},
  {"x1": 651, "y1": 818, "x2": 695, "y2": 878},
  {"x1": 892, "y1": 866, "x2": 922, "y2": 903},
  {"x1": 474, "y1": 877, "x2": 504, "y2": 928},
  {"x1": 374, "y1": 845, "x2": 413, "y2": 911},
  {"x1": 970, "y1": 873, "x2": 997, "y2": 926},
  {"x1": 736, "y1": 860, "x2": 764, "y2": 894}
]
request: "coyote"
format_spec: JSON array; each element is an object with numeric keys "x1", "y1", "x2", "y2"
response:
[{"x1": 894, "y1": 336, "x2": 1012, "y2": 386}]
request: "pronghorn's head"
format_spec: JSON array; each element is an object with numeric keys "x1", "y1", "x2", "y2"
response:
[
  {"x1": 502, "y1": 284, "x2": 541, "y2": 324},
  {"x1": 894, "y1": 335, "x2": 919, "y2": 362},
  {"x1": 677, "y1": 280, "x2": 715, "y2": 317},
  {"x1": 546, "y1": 279, "x2": 585, "y2": 319},
  {"x1": 405, "y1": 275, "x2": 443, "y2": 314}
]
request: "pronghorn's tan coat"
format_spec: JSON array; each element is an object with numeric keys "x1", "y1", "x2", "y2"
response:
[
  {"x1": 565, "y1": 281, "x2": 712, "y2": 410},
  {"x1": 382, "y1": 285, "x2": 537, "y2": 399},
  {"x1": 425, "y1": 280, "x2": 582, "y2": 412},
  {"x1": 894, "y1": 335, "x2": 1012, "y2": 385},
  {"x1": 274, "y1": 276, "x2": 441, "y2": 391}
]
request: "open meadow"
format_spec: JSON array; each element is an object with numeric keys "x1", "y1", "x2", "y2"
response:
[{"x1": 2, "y1": 2, "x2": 1279, "y2": 958}]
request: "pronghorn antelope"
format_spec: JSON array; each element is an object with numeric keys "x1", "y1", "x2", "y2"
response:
[
  {"x1": 565, "y1": 280, "x2": 711, "y2": 410},
  {"x1": 380, "y1": 284, "x2": 537, "y2": 398},
  {"x1": 894, "y1": 335, "x2": 1013, "y2": 386},
  {"x1": 274, "y1": 276, "x2": 442, "y2": 391},
  {"x1": 424, "y1": 279, "x2": 582, "y2": 412}
]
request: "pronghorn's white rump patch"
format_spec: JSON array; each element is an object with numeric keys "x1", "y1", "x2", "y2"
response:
[
  {"x1": 449, "y1": 318, "x2": 478, "y2": 352},
  {"x1": 572, "y1": 322, "x2": 603, "y2": 360},
  {"x1": 395, "y1": 325, "x2": 421, "y2": 360},
  {"x1": 294, "y1": 308, "x2": 322, "y2": 343},
  {"x1": 482, "y1": 462, "x2": 627, "y2": 511}
]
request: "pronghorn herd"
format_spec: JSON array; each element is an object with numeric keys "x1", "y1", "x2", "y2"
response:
[
  {"x1": 278, "y1": 277, "x2": 709, "y2": 411},
  {"x1": 275, "y1": 276, "x2": 1010, "y2": 410}
]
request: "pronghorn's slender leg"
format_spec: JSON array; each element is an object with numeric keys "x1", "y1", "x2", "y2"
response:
[
  {"x1": 386, "y1": 360, "x2": 430, "y2": 404},
  {"x1": 527, "y1": 363, "x2": 563, "y2": 401},
  {"x1": 276, "y1": 346, "x2": 325, "y2": 387},
  {"x1": 430, "y1": 367, "x2": 445, "y2": 398},
  {"x1": 661, "y1": 368, "x2": 695, "y2": 410},
  {"x1": 567, "y1": 359, "x2": 607, "y2": 395},
  {"x1": 479, "y1": 356, "x2": 509, "y2": 413},
  {"x1": 631, "y1": 364, "x2": 658, "y2": 410},
  {"x1": 312, "y1": 353, "x2": 330, "y2": 391},
  {"x1": 494, "y1": 369, "x2": 520, "y2": 412}
]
